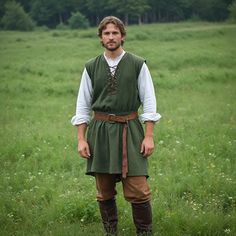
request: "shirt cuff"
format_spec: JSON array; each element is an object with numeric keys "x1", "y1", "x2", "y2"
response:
[
  {"x1": 139, "y1": 113, "x2": 161, "y2": 123},
  {"x1": 71, "y1": 115, "x2": 91, "y2": 126}
]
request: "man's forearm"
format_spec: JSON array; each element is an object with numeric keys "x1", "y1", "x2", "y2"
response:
[
  {"x1": 77, "y1": 123, "x2": 88, "y2": 141},
  {"x1": 144, "y1": 121, "x2": 155, "y2": 137},
  {"x1": 140, "y1": 121, "x2": 155, "y2": 157}
]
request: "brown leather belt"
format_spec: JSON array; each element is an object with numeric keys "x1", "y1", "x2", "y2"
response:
[
  {"x1": 94, "y1": 112, "x2": 138, "y2": 123},
  {"x1": 94, "y1": 112, "x2": 138, "y2": 178}
]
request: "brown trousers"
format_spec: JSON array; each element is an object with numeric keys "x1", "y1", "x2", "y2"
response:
[{"x1": 95, "y1": 174, "x2": 151, "y2": 203}]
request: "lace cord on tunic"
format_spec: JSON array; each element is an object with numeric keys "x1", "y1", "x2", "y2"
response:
[{"x1": 107, "y1": 65, "x2": 119, "y2": 95}]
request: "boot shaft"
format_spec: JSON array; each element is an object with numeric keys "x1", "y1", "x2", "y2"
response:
[
  {"x1": 98, "y1": 198, "x2": 118, "y2": 235},
  {"x1": 132, "y1": 201, "x2": 152, "y2": 235}
]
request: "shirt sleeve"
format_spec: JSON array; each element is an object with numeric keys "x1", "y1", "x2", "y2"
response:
[
  {"x1": 71, "y1": 68, "x2": 93, "y2": 126},
  {"x1": 138, "y1": 63, "x2": 161, "y2": 123}
]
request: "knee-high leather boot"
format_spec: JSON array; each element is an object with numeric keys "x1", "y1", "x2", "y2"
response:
[
  {"x1": 98, "y1": 198, "x2": 118, "y2": 236},
  {"x1": 131, "y1": 201, "x2": 152, "y2": 236}
]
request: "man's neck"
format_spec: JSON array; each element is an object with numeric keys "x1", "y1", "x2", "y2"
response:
[{"x1": 104, "y1": 47, "x2": 124, "y2": 60}]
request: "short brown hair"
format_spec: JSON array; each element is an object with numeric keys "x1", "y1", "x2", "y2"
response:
[{"x1": 98, "y1": 16, "x2": 126, "y2": 38}]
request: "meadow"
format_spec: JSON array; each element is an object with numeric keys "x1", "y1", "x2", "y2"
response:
[{"x1": 0, "y1": 21, "x2": 236, "y2": 235}]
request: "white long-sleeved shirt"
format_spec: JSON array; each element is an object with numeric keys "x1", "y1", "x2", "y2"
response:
[{"x1": 71, "y1": 51, "x2": 161, "y2": 125}]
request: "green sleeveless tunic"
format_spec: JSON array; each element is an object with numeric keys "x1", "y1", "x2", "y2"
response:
[{"x1": 85, "y1": 52, "x2": 148, "y2": 177}]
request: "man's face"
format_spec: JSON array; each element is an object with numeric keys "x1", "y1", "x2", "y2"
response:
[{"x1": 100, "y1": 23, "x2": 124, "y2": 51}]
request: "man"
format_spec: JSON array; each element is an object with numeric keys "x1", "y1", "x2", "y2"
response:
[{"x1": 71, "y1": 16, "x2": 161, "y2": 236}]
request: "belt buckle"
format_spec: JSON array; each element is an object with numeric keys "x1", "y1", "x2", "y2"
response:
[{"x1": 108, "y1": 114, "x2": 116, "y2": 121}]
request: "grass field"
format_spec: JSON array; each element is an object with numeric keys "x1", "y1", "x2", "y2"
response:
[{"x1": 0, "y1": 21, "x2": 236, "y2": 235}]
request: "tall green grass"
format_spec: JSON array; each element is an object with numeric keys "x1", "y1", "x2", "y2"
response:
[{"x1": 0, "y1": 22, "x2": 236, "y2": 235}]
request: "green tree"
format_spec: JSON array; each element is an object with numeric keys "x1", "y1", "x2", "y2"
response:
[
  {"x1": 228, "y1": 0, "x2": 236, "y2": 20},
  {"x1": 133, "y1": 0, "x2": 150, "y2": 24},
  {"x1": 0, "y1": 0, "x2": 8, "y2": 18},
  {"x1": 108, "y1": 0, "x2": 150, "y2": 25},
  {"x1": 68, "y1": 11, "x2": 90, "y2": 29},
  {"x1": 178, "y1": 0, "x2": 196, "y2": 18},
  {"x1": 1, "y1": 1, "x2": 34, "y2": 31},
  {"x1": 31, "y1": 0, "x2": 49, "y2": 26},
  {"x1": 191, "y1": 0, "x2": 232, "y2": 21},
  {"x1": 165, "y1": 0, "x2": 184, "y2": 21},
  {"x1": 147, "y1": 0, "x2": 166, "y2": 21},
  {"x1": 30, "y1": 0, "x2": 80, "y2": 27},
  {"x1": 82, "y1": 0, "x2": 108, "y2": 25},
  {"x1": 147, "y1": 0, "x2": 185, "y2": 22}
]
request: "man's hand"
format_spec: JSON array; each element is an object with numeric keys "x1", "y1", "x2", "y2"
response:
[
  {"x1": 78, "y1": 139, "x2": 90, "y2": 158},
  {"x1": 140, "y1": 135, "x2": 154, "y2": 157}
]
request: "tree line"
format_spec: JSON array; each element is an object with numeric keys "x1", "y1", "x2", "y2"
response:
[{"x1": 0, "y1": 0, "x2": 236, "y2": 30}]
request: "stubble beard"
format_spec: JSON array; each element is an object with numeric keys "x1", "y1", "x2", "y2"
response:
[{"x1": 102, "y1": 41, "x2": 122, "y2": 52}]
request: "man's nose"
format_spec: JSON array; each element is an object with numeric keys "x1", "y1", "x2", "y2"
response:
[{"x1": 108, "y1": 33, "x2": 114, "y2": 39}]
